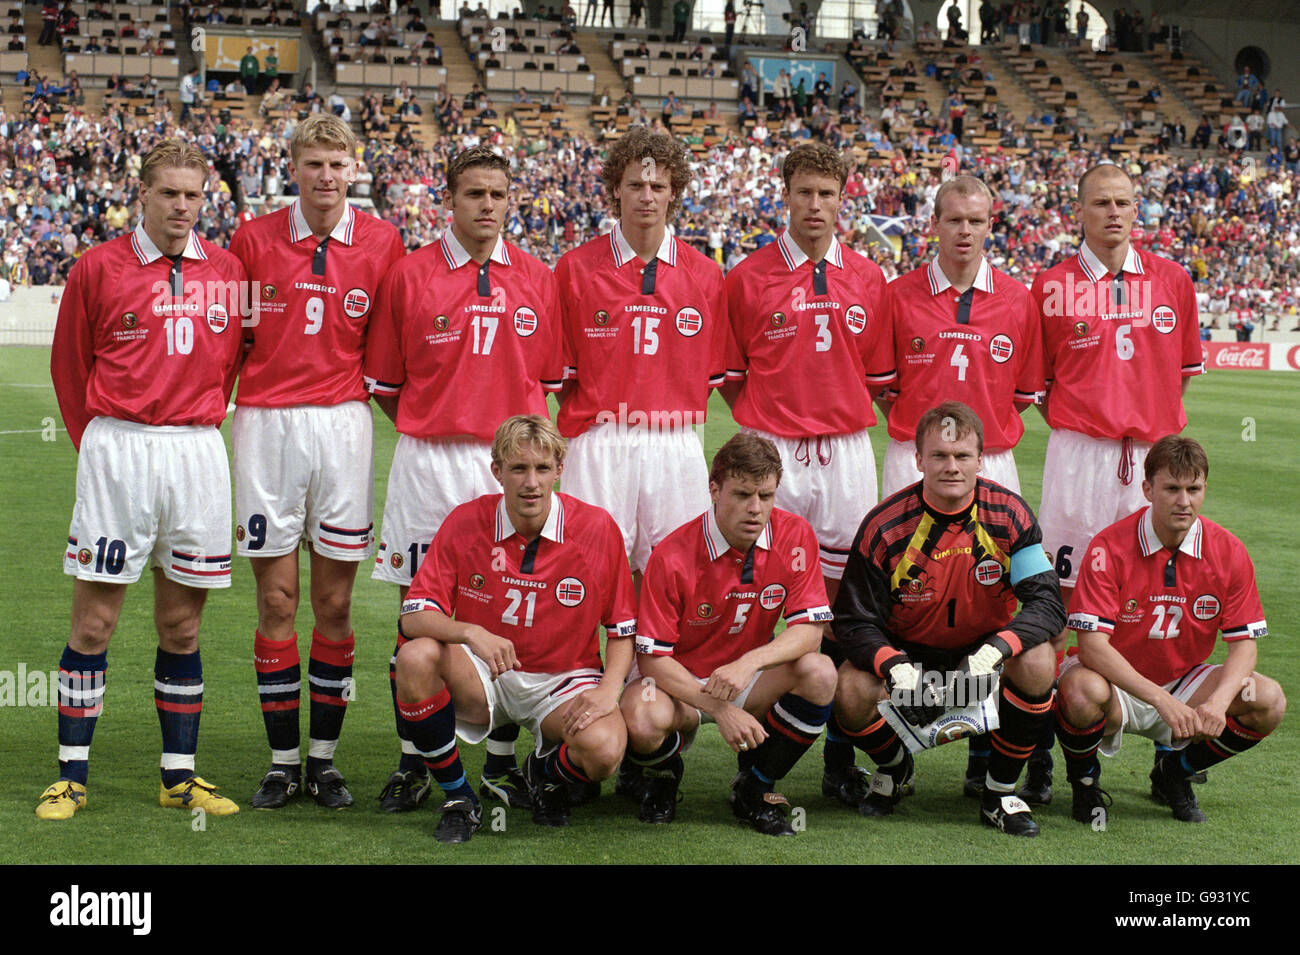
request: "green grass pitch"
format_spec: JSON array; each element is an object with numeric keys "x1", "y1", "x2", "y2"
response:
[{"x1": 0, "y1": 346, "x2": 1295, "y2": 865}]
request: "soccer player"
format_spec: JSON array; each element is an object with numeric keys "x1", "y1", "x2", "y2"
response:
[
  {"x1": 873, "y1": 174, "x2": 1045, "y2": 800},
  {"x1": 40, "y1": 139, "x2": 246, "y2": 820},
  {"x1": 827, "y1": 401, "x2": 1065, "y2": 836},
  {"x1": 621, "y1": 433, "x2": 835, "y2": 835},
  {"x1": 1029, "y1": 161, "x2": 1204, "y2": 802},
  {"x1": 721, "y1": 142, "x2": 892, "y2": 810},
  {"x1": 229, "y1": 113, "x2": 406, "y2": 810},
  {"x1": 394, "y1": 415, "x2": 636, "y2": 843},
  {"x1": 1056, "y1": 436, "x2": 1285, "y2": 824},
  {"x1": 365, "y1": 146, "x2": 563, "y2": 813},
  {"x1": 554, "y1": 126, "x2": 729, "y2": 583}
]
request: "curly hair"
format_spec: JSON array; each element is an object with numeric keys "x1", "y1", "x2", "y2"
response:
[{"x1": 601, "y1": 126, "x2": 693, "y2": 219}]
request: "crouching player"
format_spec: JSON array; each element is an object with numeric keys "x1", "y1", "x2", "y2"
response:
[
  {"x1": 620, "y1": 433, "x2": 837, "y2": 836},
  {"x1": 827, "y1": 401, "x2": 1065, "y2": 836},
  {"x1": 1056, "y1": 436, "x2": 1285, "y2": 824},
  {"x1": 392, "y1": 415, "x2": 636, "y2": 843}
]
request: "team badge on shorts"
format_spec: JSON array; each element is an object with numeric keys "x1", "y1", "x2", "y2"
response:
[
  {"x1": 343, "y1": 288, "x2": 372, "y2": 318},
  {"x1": 513, "y1": 306, "x2": 538, "y2": 337},
  {"x1": 121, "y1": 312, "x2": 138, "y2": 329},
  {"x1": 845, "y1": 305, "x2": 867, "y2": 335},
  {"x1": 390, "y1": 552, "x2": 404, "y2": 569},
  {"x1": 470, "y1": 573, "x2": 485, "y2": 589},
  {"x1": 1151, "y1": 305, "x2": 1177, "y2": 334},
  {"x1": 1073, "y1": 321, "x2": 1089, "y2": 337},
  {"x1": 262, "y1": 284, "x2": 277, "y2": 300},
  {"x1": 759, "y1": 583, "x2": 786, "y2": 610},
  {"x1": 433, "y1": 315, "x2": 449, "y2": 331},
  {"x1": 675, "y1": 306, "x2": 703, "y2": 337},
  {"x1": 910, "y1": 336, "x2": 925, "y2": 353},
  {"x1": 770, "y1": 311, "x2": 787, "y2": 328},
  {"x1": 77, "y1": 548, "x2": 93, "y2": 566},
  {"x1": 697, "y1": 602, "x2": 713, "y2": 618},
  {"x1": 556, "y1": 576, "x2": 585, "y2": 606},
  {"x1": 974, "y1": 559, "x2": 1003, "y2": 585},
  {"x1": 989, "y1": 334, "x2": 1014, "y2": 363},
  {"x1": 594, "y1": 310, "x2": 610, "y2": 326},
  {"x1": 235, "y1": 525, "x2": 246, "y2": 542},
  {"x1": 207, "y1": 303, "x2": 229, "y2": 333},
  {"x1": 1192, "y1": 594, "x2": 1220, "y2": 620}
]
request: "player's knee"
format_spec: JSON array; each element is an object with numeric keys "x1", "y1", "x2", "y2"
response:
[
  {"x1": 1006, "y1": 643, "x2": 1056, "y2": 696},
  {"x1": 259, "y1": 580, "x2": 299, "y2": 630},
  {"x1": 793, "y1": 651, "x2": 838, "y2": 704},
  {"x1": 311, "y1": 586, "x2": 353, "y2": 632},
  {"x1": 574, "y1": 723, "x2": 626, "y2": 780},
  {"x1": 156, "y1": 613, "x2": 202, "y2": 654},
  {"x1": 1056, "y1": 666, "x2": 1107, "y2": 725},
  {"x1": 394, "y1": 638, "x2": 442, "y2": 699},
  {"x1": 832, "y1": 663, "x2": 881, "y2": 728},
  {"x1": 1243, "y1": 673, "x2": 1286, "y2": 730},
  {"x1": 622, "y1": 698, "x2": 671, "y2": 751}
]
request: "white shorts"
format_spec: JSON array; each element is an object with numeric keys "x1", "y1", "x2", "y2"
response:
[
  {"x1": 1039, "y1": 429, "x2": 1151, "y2": 587},
  {"x1": 233, "y1": 402, "x2": 374, "y2": 561},
  {"x1": 562, "y1": 422, "x2": 710, "y2": 573},
  {"x1": 373, "y1": 435, "x2": 496, "y2": 585},
  {"x1": 455, "y1": 644, "x2": 603, "y2": 753},
  {"x1": 625, "y1": 659, "x2": 761, "y2": 750},
  {"x1": 882, "y1": 439, "x2": 1021, "y2": 500},
  {"x1": 1061, "y1": 655, "x2": 1218, "y2": 757},
  {"x1": 64, "y1": 417, "x2": 231, "y2": 588},
  {"x1": 744, "y1": 428, "x2": 877, "y2": 580}
]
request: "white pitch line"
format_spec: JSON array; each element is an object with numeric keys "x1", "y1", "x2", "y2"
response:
[
  {"x1": 0, "y1": 383, "x2": 53, "y2": 387},
  {"x1": 0, "y1": 427, "x2": 65, "y2": 435}
]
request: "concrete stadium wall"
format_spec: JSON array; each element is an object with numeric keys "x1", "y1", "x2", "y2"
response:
[{"x1": 0, "y1": 286, "x2": 62, "y2": 347}]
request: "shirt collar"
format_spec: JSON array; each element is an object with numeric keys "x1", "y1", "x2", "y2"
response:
[
  {"x1": 494, "y1": 493, "x2": 565, "y2": 544},
  {"x1": 776, "y1": 228, "x2": 844, "y2": 270},
  {"x1": 702, "y1": 507, "x2": 771, "y2": 561},
  {"x1": 441, "y1": 226, "x2": 510, "y2": 269},
  {"x1": 289, "y1": 199, "x2": 356, "y2": 245},
  {"x1": 129, "y1": 222, "x2": 206, "y2": 265},
  {"x1": 609, "y1": 221, "x2": 676, "y2": 268},
  {"x1": 1078, "y1": 239, "x2": 1143, "y2": 282},
  {"x1": 926, "y1": 256, "x2": 993, "y2": 294},
  {"x1": 1137, "y1": 506, "x2": 1203, "y2": 559}
]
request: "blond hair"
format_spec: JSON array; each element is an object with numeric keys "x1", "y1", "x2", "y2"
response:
[
  {"x1": 140, "y1": 138, "x2": 210, "y2": 187},
  {"x1": 290, "y1": 112, "x2": 357, "y2": 162},
  {"x1": 491, "y1": 415, "x2": 567, "y2": 469}
]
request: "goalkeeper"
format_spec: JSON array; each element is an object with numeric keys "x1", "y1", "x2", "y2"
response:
[{"x1": 824, "y1": 401, "x2": 1065, "y2": 836}]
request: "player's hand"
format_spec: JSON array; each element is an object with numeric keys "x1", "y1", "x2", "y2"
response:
[
  {"x1": 713, "y1": 704, "x2": 768, "y2": 754},
  {"x1": 1155, "y1": 692, "x2": 1200, "y2": 741},
  {"x1": 886, "y1": 661, "x2": 945, "y2": 727},
  {"x1": 1192, "y1": 700, "x2": 1228, "y2": 740},
  {"x1": 559, "y1": 684, "x2": 618, "y2": 736},
  {"x1": 946, "y1": 643, "x2": 1004, "y2": 707},
  {"x1": 465, "y1": 627, "x2": 518, "y2": 681},
  {"x1": 704, "y1": 659, "x2": 757, "y2": 703}
]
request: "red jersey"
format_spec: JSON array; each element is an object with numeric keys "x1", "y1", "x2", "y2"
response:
[
  {"x1": 554, "y1": 225, "x2": 728, "y2": 437},
  {"x1": 363, "y1": 231, "x2": 562, "y2": 441},
  {"x1": 1032, "y1": 242, "x2": 1203, "y2": 442},
  {"x1": 51, "y1": 225, "x2": 246, "y2": 451},
  {"x1": 402, "y1": 492, "x2": 637, "y2": 674},
  {"x1": 724, "y1": 231, "x2": 892, "y2": 437},
  {"x1": 230, "y1": 201, "x2": 405, "y2": 407},
  {"x1": 882, "y1": 258, "x2": 1044, "y2": 452},
  {"x1": 1067, "y1": 508, "x2": 1267, "y2": 687},
  {"x1": 636, "y1": 507, "x2": 832, "y2": 679}
]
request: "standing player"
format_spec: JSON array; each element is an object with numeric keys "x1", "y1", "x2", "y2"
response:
[
  {"x1": 720, "y1": 142, "x2": 892, "y2": 808},
  {"x1": 554, "y1": 126, "x2": 729, "y2": 586},
  {"x1": 40, "y1": 139, "x2": 245, "y2": 819},
  {"x1": 365, "y1": 146, "x2": 563, "y2": 813},
  {"x1": 1056, "y1": 436, "x2": 1284, "y2": 824},
  {"x1": 394, "y1": 416, "x2": 636, "y2": 843},
  {"x1": 1029, "y1": 162, "x2": 1204, "y2": 802},
  {"x1": 229, "y1": 114, "x2": 406, "y2": 810},
  {"x1": 827, "y1": 402, "x2": 1065, "y2": 836},
  {"x1": 621, "y1": 433, "x2": 836, "y2": 835},
  {"x1": 872, "y1": 174, "x2": 1044, "y2": 799}
]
